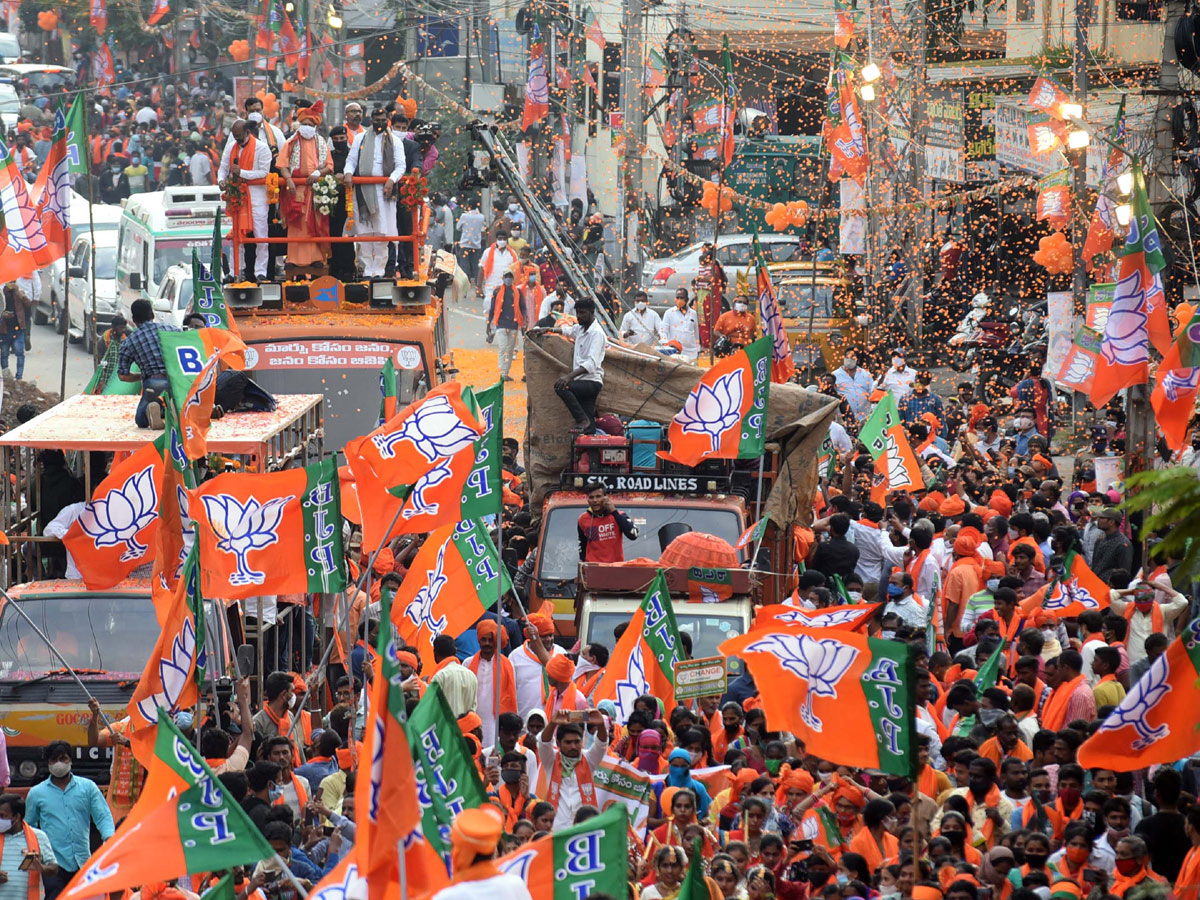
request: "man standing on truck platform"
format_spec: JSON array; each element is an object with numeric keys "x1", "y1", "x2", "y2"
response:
[
  {"x1": 529, "y1": 297, "x2": 606, "y2": 435},
  {"x1": 577, "y1": 482, "x2": 638, "y2": 564},
  {"x1": 118, "y1": 299, "x2": 180, "y2": 429}
]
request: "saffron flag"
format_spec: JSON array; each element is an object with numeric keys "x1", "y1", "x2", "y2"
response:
[
  {"x1": 1035, "y1": 169, "x2": 1071, "y2": 228},
  {"x1": 148, "y1": 0, "x2": 170, "y2": 25},
  {"x1": 1028, "y1": 118, "x2": 1067, "y2": 156},
  {"x1": 753, "y1": 234, "x2": 796, "y2": 383},
  {"x1": 91, "y1": 0, "x2": 107, "y2": 34},
  {"x1": 495, "y1": 804, "x2": 629, "y2": 898},
  {"x1": 593, "y1": 570, "x2": 685, "y2": 723},
  {"x1": 152, "y1": 403, "x2": 196, "y2": 598},
  {"x1": 1027, "y1": 76, "x2": 1070, "y2": 114},
  {"x1": 357, "y1": 584, "x2": 446, "y2": 899},
  {"x1": 657, "y1": 335, "x2": 771, "y2": 467},
  {"x1": 343, "y1": 382, "x2": 483, "y2": 534},
  {"x1": 191, "y1": 458, "x2": 346, "y2": 599},
  {"x1": 735, "y1": 517, "x2": 767, "y2": 551},
  {"x1": 719, "y1": 624, "x2": 917, "y2": 776},
  {"x1": 686, "y1": 566, "x2": 733, "y2": 603},
  {"x1": 1077, "y1": 617, "x2": 1200, "y2": 771},
  {"x1": 833, "y1": 0, "x2": 858, "y2": 47},
  {"x1": 1152, "y1": 305, "x2": 1200, "y2": 451},
  {"x1": 30, "y1": 106, "x2": 70, "y2": 258},
  {"x1": 1057, "y1": 326, "x2": 1102, "y2": 395},
  {"x1": 583, "y1": 7, "x2": 605, "y2": 47},
  {"x1": 459, "y1": 382, "x2": 504, "y2": 520},
  {"x1": 125, "y1": 545, "x2": 205, "y2": 765},
  {"x1": 65, "y1": 95, "x2": 89, "y2": 178},
  {"x1": 94, "y1": 42, "x2": 116, "y2": 88},
  {"x1": 644, "y1": 49, "x2": 666, "y2": 94},
  {"x1": 406, "y1": 682, "x2": 489, "y2": 867},
  {"x1": 1018, "y1": 550, "x2": 1109, "y2": 618},
  {"x1": 859, "y1": 391, "x2": 924, "y2": 504},
  {"x1": 63, "y1": 438, "x2": 165, "y2": 590},
  {"x1": 391, "y1": 518, "x2": 508, "y2": 672},
  {"x1": 1090, "y1": 165, "x2": 1168, "y2": 407},
  {"x1": 57, "y1": 717, "x2": 272, "y2": 900},
  {"x1": 754, "y1": 602, "x2": 881, "y2": 632},
  {"x1": 1083, "y1": 98, "x2": 1127, "y2": 270},
  {"x1": 719, "y1": 35, "x2": 736, "y2": 166},
  {"x1": 522, "y1": 25, "x2": 550, "y2": 130},
  {"x1": 0, "y1": 137, "x2": 56, "y2": 282},
  {"x1": 160, "y1": 327, "x2": 247, "y2": 459},
  {"x1": 823, "y1": 57, "x2": 868, "y2": 184},
  {"x1": 279, "y1": 12, "x2": 301, "y2": 67}
]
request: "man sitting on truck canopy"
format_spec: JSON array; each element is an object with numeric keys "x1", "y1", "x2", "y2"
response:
[
  {"x1": 529, "y1": 297, "x2": 605, "y2": 435},
  {"x1": 577, "y1": 482, "x2": 638, "y2": 564},
  {"x1": 118, "y1": 298, "x2": 180, "y2": 429}
]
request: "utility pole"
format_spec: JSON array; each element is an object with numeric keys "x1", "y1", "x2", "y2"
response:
[
  {"x1": 906, "y1": 0, "x2": 926, "y2": 349},
  {"x1": 618, "y1": 0, "x2": 645, "y2": 305},
  {"x1": 1069, "y1": 0, "x2": 1089, "y2": 321}
]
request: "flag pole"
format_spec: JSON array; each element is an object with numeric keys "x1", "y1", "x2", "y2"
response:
[
  {"x1": 493, "y1": 383, "x2": 505, "y2": 757},
  {"x1": 0, "y1": 584, "x2": 114, "y2": 728},
  {"x1": 272, "y1": 853, "x2": 311, "y2": 898}
]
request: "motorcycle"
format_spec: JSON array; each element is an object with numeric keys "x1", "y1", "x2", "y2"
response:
[{"x1": 948, "y1": 291, "x2": 996, "y2": 371}]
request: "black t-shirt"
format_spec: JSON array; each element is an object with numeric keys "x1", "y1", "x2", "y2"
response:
[{"x1": 1136, "y1": 810, "x2": 1190, "y2": 882}]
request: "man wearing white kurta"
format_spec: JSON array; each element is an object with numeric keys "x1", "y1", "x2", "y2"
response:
[
  {"x1": 344, "y1": 107, "x2": 404, "y2": 277},
  {"x1": 217, "y1": 119, "x2": 273, "y2": 280}
]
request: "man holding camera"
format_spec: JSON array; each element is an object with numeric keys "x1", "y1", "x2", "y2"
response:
[{"x1": 0, "y1": 793, "x2": 57, "y2": 900}]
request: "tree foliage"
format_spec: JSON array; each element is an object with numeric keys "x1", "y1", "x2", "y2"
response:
[{"x1": 1123, "y1": 467, "x2": 1200, "y2": 580}]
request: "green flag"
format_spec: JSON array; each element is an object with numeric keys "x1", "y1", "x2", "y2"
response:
[
  {"x1": 974, "y1": 641, "x2": 1006, "y2": 691},
  {"x1": 192, "y1": 224, "x2": 235, "y2": 331},
  {"x1": 460, "y1": 382, "x2": 503, "y2": 520},
  {"x1": 678, "y1": 838, "x2": 707, "y2": 900},
  {"x1": 859, "y1": 391, "x2": 902, "y2": 463},
  {"x1": 496, "y1": 804, "x2": 628, "y2": 897},
  {"x1": 377, "y1": 357, "x2": 398, "y2": 425},
  {"x1": 199, "y1": 876, "x2": 235, "y2": 900},
  {"x1": 65, "y1": 94, "x2": 88, "y2": 177},
  {"x1": 406, "y1": 682, "x2": 488, "y2": 866}
]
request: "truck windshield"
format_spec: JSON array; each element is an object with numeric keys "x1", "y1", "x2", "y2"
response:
[
  {"x1": 538, "y1": 503, "x2": 743, "y2": 582},
  {"x1": 0, "y1": 594, "x2": 161, "y2": 678},
  {"x1": 245, "y1": 339, "x2": 429, "y2": 451},
  {"x1": 585, "y1": 610, "x2": 744, "y2": 662}
]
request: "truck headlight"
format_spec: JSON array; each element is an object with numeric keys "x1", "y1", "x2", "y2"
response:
[{"x1": 18, "y1": 759, "x2": 37, "y2": 779}]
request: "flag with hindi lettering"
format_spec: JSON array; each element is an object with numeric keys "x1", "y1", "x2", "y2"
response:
[
  {"x1": 720, "y1": 623, "x2": 917, "y2": 776},
  {"x1": 459, "y1": 382, "x2": 503, "y2": 520},
  {"x1": 63, "y1": 438, "x2": 165, "y2": 589},
  {"x1": 657, "y1": 336, "x2": 770, "y2": 467},
  {"x1": 593, "y1": 570, "x2": 685, "y2": 723},
  {"x1": 522, "y1": 25, "x2": 550, "y2": 130},
  {"x1": 56, "y1": 717, "x2": 272, "y2": 900},
  {"x1": 1077, "y1": 617, "x2": 1200, "y2": 771},
  {"x1": 859, "y1": 391, "x2": 924, "y2": 504},
  {"x1": 1152, "y1": 305, "x2": 1200, "y2": 451},
  {"x1": 1090, "y1": 165, "x2": 1168, "y2": 407},
  {"x1": 495, "y1": 805, "x2": 628, "y2": 898},
  {"x1": 192, "y1": 222, "x2": 239, "y2": 335},
  {"x1": 1018, "y1": 550, "x2": 1109, "y2": 618},
  {"x1": 753, "y1": 234, "x2": 796, "y2": 383},
  {"x1": 191, "y1": 458, "x2": 346, "y2": 599},
  {"x1": 392, "y1": 519, "x2": 509, "y2": 671},
  {"x1": 65, "y1": 95, "x2": 89, "y2": 177},
  {"x1": 687, "y1": 566, "x2": 733, "y2": 603},
  {"x1": 593, "y1": 757, "x2": 652, "y2": 834}
]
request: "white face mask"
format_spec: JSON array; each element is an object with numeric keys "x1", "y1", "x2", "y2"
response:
[
  {"x1": 0, "y1": 818, "x2": 11, "y2": 834},
  {"x1": 847, "y1": 590, "x2": 863, "y2": 602},
  {"x1": 49, "y1": 761, "x2": 71, "y2": 779},
  {"x1": 986, "y1": 578, "x2": 1000, "y2": 592},
  {"x1": 635, "y1": 301, "x2": 647, "y2": 311},
  {"x1": 734, "y1": 301, "x2": 747, "y2": 312},
  {"x1": 844, "y1": 357, "x2": 856, "y2": 370},
  {"x1": 689, "y1": 749, "x2": 703, "y2": 765},
  {"x1": 509, "y1": 204, "x2": 519, "y2": 212},
  {"x1": 298, "y1": 124, "x2": 316, "y2": 140},
  {"x1": 248, "y1": 111, "x2": 263, "y2": 123},
  {"x1": 881, "y1": 629, "x2": 896, "y2": 640},
  {"x1": 818, "y1": 771, "x2": 834, "y2": 783},
  {"x1": 496, "y1": 240, "x2": 508, "y2": 250},
  {"x1": 288, "y1": 695, "x2": 298, "y2": 710}
]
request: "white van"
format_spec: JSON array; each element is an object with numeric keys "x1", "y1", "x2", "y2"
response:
[
  {"x1": 116, "y1": 186, "x2": 230, "y2": 315},
  {"x1": 147, "y1": 263, "x2": 192, "y2": 330},
  {"x1": 36, "y1": 191, "x2": 124, "y2": 330},
  {"x1": 66, "y1": 230, "x2": 120, "y2": 354}
]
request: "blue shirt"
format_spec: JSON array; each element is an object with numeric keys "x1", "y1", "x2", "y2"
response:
[
  {"x1": 898, "y1": 389, "x2": 944, "y2": 425},
  {"x1": 295, "y1": 757, "x2": 340, "y2": 795},
  {"x1": 833, "y1": 366, "x2": 874, "y2": 420},
  {"x1": 25, "y1": 775, "x2": 115, "y2": 870}
]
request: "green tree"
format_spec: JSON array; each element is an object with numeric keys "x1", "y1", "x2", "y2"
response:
[{"x1": 1124, "y1": 467, "x2": 1200, "y2": 579}]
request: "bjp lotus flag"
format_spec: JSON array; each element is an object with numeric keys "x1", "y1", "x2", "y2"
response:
[
  {"x1": 147, "y1": 0, "x2": 170, "y2": 25},
  {"x1": 63, "y1": 438, "x2": 165, "y2": 590},
  {"x1": 91, "y1": 0, "x2": 108, "y2": 33},
  {"x1": 191, "y1": 458, "x2": 346, "y2": 600},
  {"x1": 151, "y1": 403, "x2": 197, "y2": 600},
  {"x1": 125, "y1": 545, "x2": 205, "y2": 765},
  {"x1": 341, "y1": 455, "x2": 404, "y2": 552},
  {"x1": 657, "y1": 336, "x2": 771, "y2": 467},
  {"x1": 495, "y1": 804, "x2": 629, "y2": 898},
  {"x1": 859, "y1": 391, "x2": 924, "y2": 504},
  {"x1": 459, "y1": 382, "x2": 504, "y2": 521},
  {"x1": 753, "y1": 236, "x2": 796, "y2": 383},
  {"x1": 192, "y1": 236, "x2": 240, "y2": 336},
  {"x1": 1078, "y1": 618, "x2": 1200, "y2": 771},
  {"x1": 1152, "y1": 305, "x2": 1200, "y2": 451},
  {"x1": 344, "y1": 382, "x2": 483, "y2": 534},
  {"x1": 57, "y1": 717, "x2": 272, "y2": 900},
  {"x1": 0, "y1": 137, "x2": 56, "y2": 282},
  {"x1": 754, "y1": 602, "x2": 881, "y2": 632},
  {"x1": 593, "y1": 571, "x2": 685, "y2": 723},
  {"x1": 30, "y1": 106, "x2": 70, "y2": 257},
  {"x1": 687, "y1": 566, "x2": 733, "y2": 603},
  {"x1": 583, "y1": 7, "x2": 605, "y2": 47},
  {"x1": 1027, "y1": 76, "x2": 1070, "y2": 114},
  {"x1": 522, "y1": 25, "x2": 550, "y2": 130},
  {"x1": 160, "y1": 327, "x2": 246, "y2": 397},
  {"x1": 1018, "y1": 550, "x2": 1109, "y2": 618},
  {"x1": 720, "y1": 624, "x2": 917, "y2": 776},
  {"x1": 391, "y1": 518, "x2": 509, "y2": 672}
]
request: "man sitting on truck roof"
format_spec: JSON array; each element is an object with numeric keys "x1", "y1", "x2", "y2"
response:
[
  {"x1": 528, "y1": 297, "x2": 605, "y2": 435},
  {"x1": 576, "y1": 482, "x2": 638, "y2": 565},
  {"x1": 118, "y1": 298, "x2": 180, "y2": 430}
]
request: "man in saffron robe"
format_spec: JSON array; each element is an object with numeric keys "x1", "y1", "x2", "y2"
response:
[{"x1": 278, "y1": 101, "x2": 333, "y2": 275}]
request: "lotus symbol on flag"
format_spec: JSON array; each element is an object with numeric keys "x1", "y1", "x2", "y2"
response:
[
  {"x1": 498, "y1": 848, "x2": 538, "y2": 881},
  {"x1": 1162, "y1": 368, "x2": 1200, "y2": 402},
  {"x1": 810, "y1": 607, "x2": 871, "y2": 627},
  {"x1": 404, "y1": 540, "x2": 449, "y2": 633},
  {"x1": 1064, "y1": 351, "x2": 1094, "y2": 385},
  {"x1": 1098, "y1": 648, "x2": 1172, "y2": 749},
  {"x1": 884, "y1": 434, "x2": 914, "y2": 488},
  {"x1": 402, "y1": 458, "x2": 453, "y2": 519},
  {"x1": 43, "y1": 156, "x2": 71, "y2": 233},
  {"x1": 135, "y1": 614, "x2": 198, "y2": 723},
  {"x1": 1046, "y1": 575, "x2": 1100, "y2": 611},
  {"x1": 374, "y1": 394, "x2": 478, "y2": 463},
  {"x1": 175, "y1": 484, "x2": 194, "y2": 581},
  {"x1": 310, "y1": 863, "x2": 360, "y2": 900},
  {"x1": 1101, "y1": 269, "x2": 1150, "y2": 366},
  {"x1": 201, "y1": 493, "x2": 294, "y2": 585},
  {"x1": 614, "y1": 641, "x2": 650, "y2": 719},
  {"x1": 676, "y1": 370, "x2": 744, "y2": 454},
  {"x1": 745, "y1": 633, "x2": 858, "y2": 731},
  {"x1": 79, "y1": 464, "x2": 159, "y2": 561}
]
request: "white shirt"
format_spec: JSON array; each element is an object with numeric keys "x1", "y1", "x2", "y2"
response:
[
  {"x1": 344, "y1": 129, "x2": 405, "y2": 219},
  {"x1": 539, "y1": 292, "x2": 575, "y2": 319},
  {"x1": 217, "y1": 136, "x2": 272, "y2": 202},
  {"x1": 135, "y1": 106, "x2": 158, "y2": 125},
  {"x1": 474, "y1": 656, "x2": 501, "y2": 748},
  {"x1": 850, "y1": 520, "x2": 906, "y2": 585},
  {"x1": 480, "y1": 245, "x2": 516, "y2": 300},
  {"x1": 562, "y1": 320, "x2": 607, "y2": 384},
  {"x1": 878, "y1": 365, "x2": 917, "y2": 400},
  {"x1": 620, "y1": 307, "x2": 662, "y2": 344},
  {"x1": 510, "y1": 643, "x2": 565, "y2": 721},
  {"x1": 434, "y1": 873, "x2": 534, "y2": 900},
  {"x1": 661, "y1": 306, "x2": 700, "y2": 358},
  {"x1": 537, "y1": 733, "x2": 609, "y2": 830},
  {"x1": 44, "y1": 502, "x2": 85, "y2": 580},
  {"x1": 1109, "y1": 588, "x2": 1190, "y2": 662},
  {"x1": 885, "y1": 594, "x2": 927, "y2": 628}
]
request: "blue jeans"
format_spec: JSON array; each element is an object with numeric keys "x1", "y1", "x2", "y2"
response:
[
  {"x1": 0, "y1": 329, "x2": 24, "y2": 378},
  {"x1": 136, "y1": 374, "x2": 169, "y2": 427}
]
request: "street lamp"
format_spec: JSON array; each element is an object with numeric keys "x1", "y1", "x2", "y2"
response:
[
  {"x1": 1116, "y1": 170, "x2": 1133, "y2": 196},
  {"x1": 1060, "y1": 101, "x2": 1083, "y2": 121},
  {"x1": 1067, "y1": 128, "x2": 1090, "y2": 150},
  {"x1": 327, "y1": 5, "x2": 344, "y2": 28},
  {"x1": 860, "y1": 83, "x2": 876, "y2": 103},
  {"x1": 860, "y1": 62, "x2": 881, "y2": 84}
]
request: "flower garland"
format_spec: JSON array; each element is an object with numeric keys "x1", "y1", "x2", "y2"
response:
[
  {"x1": 312, "y1": 173, "x2": 340, "y2": 216},
  {"x1": 398, "y1": 169, "x2": 428, "y2": 210},
  {"x1": 222, "y1": 172, "x2": 247, "y2": 217},
  {"x1": 345, "y1": 190, "x2": 354, "y2": 229},
  {"x1": 265, "y1": 172, "x2": 280, "y2": 205}
]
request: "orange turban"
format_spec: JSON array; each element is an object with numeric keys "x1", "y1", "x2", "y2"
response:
[
  {"x1": 545, "y1": 654, "x2": 575, "y2": 682},
  {"x1": 372, "y1": 547, "x2": 395, "y2": 576},
  {"x1": 1032, "y1": 453, "x2": 1053, "y2": 470},
  {"x1": 448, "y1": 807, "x2": 504, "y2": 873},
  {"x1": 729, "y1": 768, "x2": 759, "y2": 802},
  {"x1": 918, "y1": 495, "x2": 940, "y2": 512},
  {"x1": 527, "y1": 612, "x2": 554, "y2": 636},
  {"x1": 476, "y1": 618, "x2": 509, "y2": 647},
  {"x1": 953, "y1": 534, "x2": 979, "y2": 556},
  {"x1": 913, "y1": 887, "x2": 944, "y2": 900},
  {"x1": 458, "y1": 711, "x2": 483, "y2": 735},
  {"x1": 397, "y1": 650, "x2": 419, "y2": 671},
  {"x1": 775, "y1": 765, "x2": 814, "y2": 806},
  {"x1": 971, "y1": 505, "x2": 990, "y2": 518},
  {"x1": 989, "y1": 490, "x2": 1012, "y2": 516},
  {"x1": 832, "y1": 777, "x2": 865, "y2": 809},
  {"x1": 939, "y1": 496, "x2": 966, "y2": 516},
  {"x1": 297, "y1": 100, "x2": 323, "y2": 124},
  {"x1": 921, "y1": 412, "x2": 942, "y2": 435}
]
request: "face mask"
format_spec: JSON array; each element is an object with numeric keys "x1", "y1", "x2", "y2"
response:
[
  {"x1": 500, "y1": 769, "x2": 522, "y2": 785},
  {"x1": 288, "y1": 695, "x2": 298, "y2": 710},
  {"x1": 881, "y1": 629, "x2": 896, "y2": 640},
  {"x1": 248, "y1": 112, "x2": 263, "y2": 123},
  {"x1": 844, "y1": 357, "x2": 856, "y2": 370},
  {"x1": 1024, "y1": 853, "x2": 1048, "y2": 870},
  {"x1": 1088, "y1": 505, "x2": 1102, "y2": 516},
  {"x1": 1016, "y1": 417, "x2": 1032, "y2": 429},
  {"x1": 298, "y1": 124, "x2": 316, "y2": 139},
  {"x1": 374, "y1": 121, "x2": 387, "y2": 132},
  {"x1": 509, "y1": 204, "x2": 518, "y2": 212},
  {"x1": 986, "y1": 578, "x2": 1000, "y2": 592},
  {"x1": 496, "y1": 240, "x2": 508, "y2": 250},
  {"x1": 1065, "y1": 845, "x2": 1090, "y2": 864},
  {"x1": 49, "y1": 761, "x2": 71, "y2": 778},
  {"x1": 689, "y1": 750, "x2": 703, "y2": 766},
  {"x1": 734, "y1": 302, "x2": 747, "y2": 312},
  {"x1": 1135, "y1": 600, "x2": 1154, "y2": 613},
  {"x1": 268, "y1": 783, "x2": 284, "y2": 801},
  {"x1": 636, "y1": 301, "x2": 647, "y2": 311},
  {"x1": 880, "y1": 892, "x2": 902, "y2": 900},
  {"x1": 1115, "y1": 858, "x2": 1140, "y2": 876},
  {"x1": 809, "y1": 871, "x2": 832, "y2": 888},
  {"x1": 1059, "y1": 786, "x2": 1081, "y2": 807},
  {"x1": 1108, "y1": 826, "x2": 1130, "y2": 841},
  {"x1": 944, "y1": 831, "x2": 964, "y2": 846},
  {"x1": 835, "y1": 873, "x2": 849, "y2": 886},
  {"x1": 848, "y1": 590, "x2": 863, "y2": 601},
  {"x1": 764, "y1": 758, "x2": 783, "y2": 775},
  {"x1": 886, "y1": 583, "x2": 903, "y2": 598},
  {"x1": 1009, "y1": 529, "x2": 1019, "y2": 541},
  {"x1": 818, "y1": 771, "x2": 834, "y2": 783},
  {"x1": 0, "y1": 818, "x2": 11, "y2": 834}
]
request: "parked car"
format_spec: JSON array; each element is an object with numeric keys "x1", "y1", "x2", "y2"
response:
[
  {"x1": 0, "y1": 64, "x2": 73, "y2": 99},
  {"x1": 0, "y1": 33, "x2": 21, "y2": 64},
  {"x1": 0, "y1": 83, "x2": 19, "y2": 133},
  {"x1": 147, "y1": 263, "x2": 193, "y2": 330},
  {"x1": 641, "y1": 233, "x2": 808, "y2": 309},
  {"x1": 36, "y1": 192, "x2": 124, "y2": 329},
  {"x1": 66, "y1": 230, "x2": 120, "y2": 354}
]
